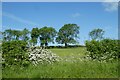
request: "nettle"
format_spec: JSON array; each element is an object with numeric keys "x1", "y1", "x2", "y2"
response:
[
  {"x1": 85, "y1": 39, "x2": 119, "y2": 62},
  {"x1": 2, "y1": 40, "x2": 30, "y2": 67}
]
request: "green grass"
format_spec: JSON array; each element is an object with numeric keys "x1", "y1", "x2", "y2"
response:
[
  {"x1": 49, "y1": 47, "x2": 86, "y2": 57},
  {"x1": 2, "y1": 47, "x2": 118, "y2": 78}
]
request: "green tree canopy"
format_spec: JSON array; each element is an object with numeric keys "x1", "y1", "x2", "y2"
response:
[
  {"x1": 39, "y1": 26, "x2": 57, "y2": 46},
  {"x1": 2, "y1": 29, "x2": 22, "y2": 41},
  {"x1": 21, "y1": 28, "x2": 30, "y2": 41},
  {"x1": 56, "y1": 24, "x2": 80, "y2": 47},
  {"x1": 2, "y1": 29, "x2": 13, "y2": 41},
  {"x1": 89, "y1": 28, "x2": 105, "y2": 40},
  {"x1": 31, "y1": 27, "x2": 39, "y2": 46},
  {"x1": 12, "y1": 30, "x2": 22, "y2": 40}
]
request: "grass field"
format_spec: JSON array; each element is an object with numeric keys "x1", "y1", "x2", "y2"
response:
[{"x1": 2, "y1": 47, "x2": 118, "y2": 78}]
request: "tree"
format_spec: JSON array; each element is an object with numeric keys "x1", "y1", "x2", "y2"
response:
[
  {"x1": 12, "y1": 30, "x2": 22, "y2": 40},
  {"x1": 31, "y1": 28, "x2": 39, "y2": 46},
  {"x1": 56, "y1": 24, "x2": 80, "y2": 47},
  {"x1": 39, "y1": 26, "x2": 57, "y2": 46},
  {"x1": 21, "y1": 28, "x2": 30, "y2": 41},
  {"x1": 89, "y1": 28, "x2": 105, "y2": 40},
  {"x1": 2, "y1": 29, "x2": 13, "y2": 41},
  {"x1": 2, "y1": 29, "x2": 23, "y2": 41}
]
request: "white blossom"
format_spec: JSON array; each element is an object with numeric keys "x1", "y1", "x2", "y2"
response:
[{"x1": 28, "y1": 47, "x2": 60, "y2": 65}]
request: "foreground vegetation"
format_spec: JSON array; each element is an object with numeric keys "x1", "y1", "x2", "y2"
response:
[
  {"x1": 2, "y1": 47, "x2": 118, "y2": 78},
  {"x1": 1, "y1": 25, "x2": 119, "y2": 78},
  {"x1": 3, "y1": 61, "x2": 118, "y2": 78}
]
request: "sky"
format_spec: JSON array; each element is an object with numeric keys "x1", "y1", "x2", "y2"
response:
[{"x1": 2, "y1": 2, "x2": 118, "y2": 45}]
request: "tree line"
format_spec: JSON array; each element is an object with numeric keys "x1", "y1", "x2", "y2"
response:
[{"x1": 2, "y1": 23, "x2": 105, "y2": 47}]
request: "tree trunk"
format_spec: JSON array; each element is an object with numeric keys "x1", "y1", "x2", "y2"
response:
[
  {"x1": 40, "y1": 43, "x2": 44, "y2": 48},
  {"x1": 45, "y1": 42, "x2": 48, "y2": 46},
  {"x1": 65, "y1": 43, "x2": 67, "y2": 47},
  {"x1": 45, "y1": 42, "x2": 48, "y2": 49}
]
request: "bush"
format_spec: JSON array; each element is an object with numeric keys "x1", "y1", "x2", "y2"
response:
[
  {"x1": 85, "y1": 39, "x2": 119, "y2": 61},
  {"x1": 2, "y1": 40, "x2": 30, "y2": 67},
  {"x1": 28, "y1": 47, "x2": 60, "y2": 65}
]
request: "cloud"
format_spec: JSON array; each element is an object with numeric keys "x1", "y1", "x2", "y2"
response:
[
  {"x1": 71, "y1": 13, "x2": 80, "y2": 18},
  {"x1": 2, "y1": 12, "x2": 39, "y2": 26},
  {"x1": 102, "y1": 2, "x2": 118, "y2": 12},
  {"x1": 2, "y1": 25, "x2": 23, "y2": 30},
  {"x1": 103, "y1": 0, "x2": 119, "y2": 2}
]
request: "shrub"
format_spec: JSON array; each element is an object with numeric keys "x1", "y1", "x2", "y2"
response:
[
  {"x1": 2, "y1": 40, "x2": 30, "y2": 67},
  {"x1": 85, "y1": 39, "x2": 119, "y2": 61},
  {"x1": 28, "y1": 47, "x2": 60, "y2": 65}
]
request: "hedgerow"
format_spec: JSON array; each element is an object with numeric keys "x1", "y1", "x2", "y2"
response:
[
  {"x1": 2, "y1": 40, "x2": 61, "y2": 67},
  {"x1": 85, "y1": 39, "x2": 119, "y2": 61},
  {"x1": 2, "y1": 40, "x2": 30, "y2": 67}
]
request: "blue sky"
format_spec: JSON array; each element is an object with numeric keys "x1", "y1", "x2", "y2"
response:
[{"x1": 2, "y1": 2, "x2": 118, "y2": 45}]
